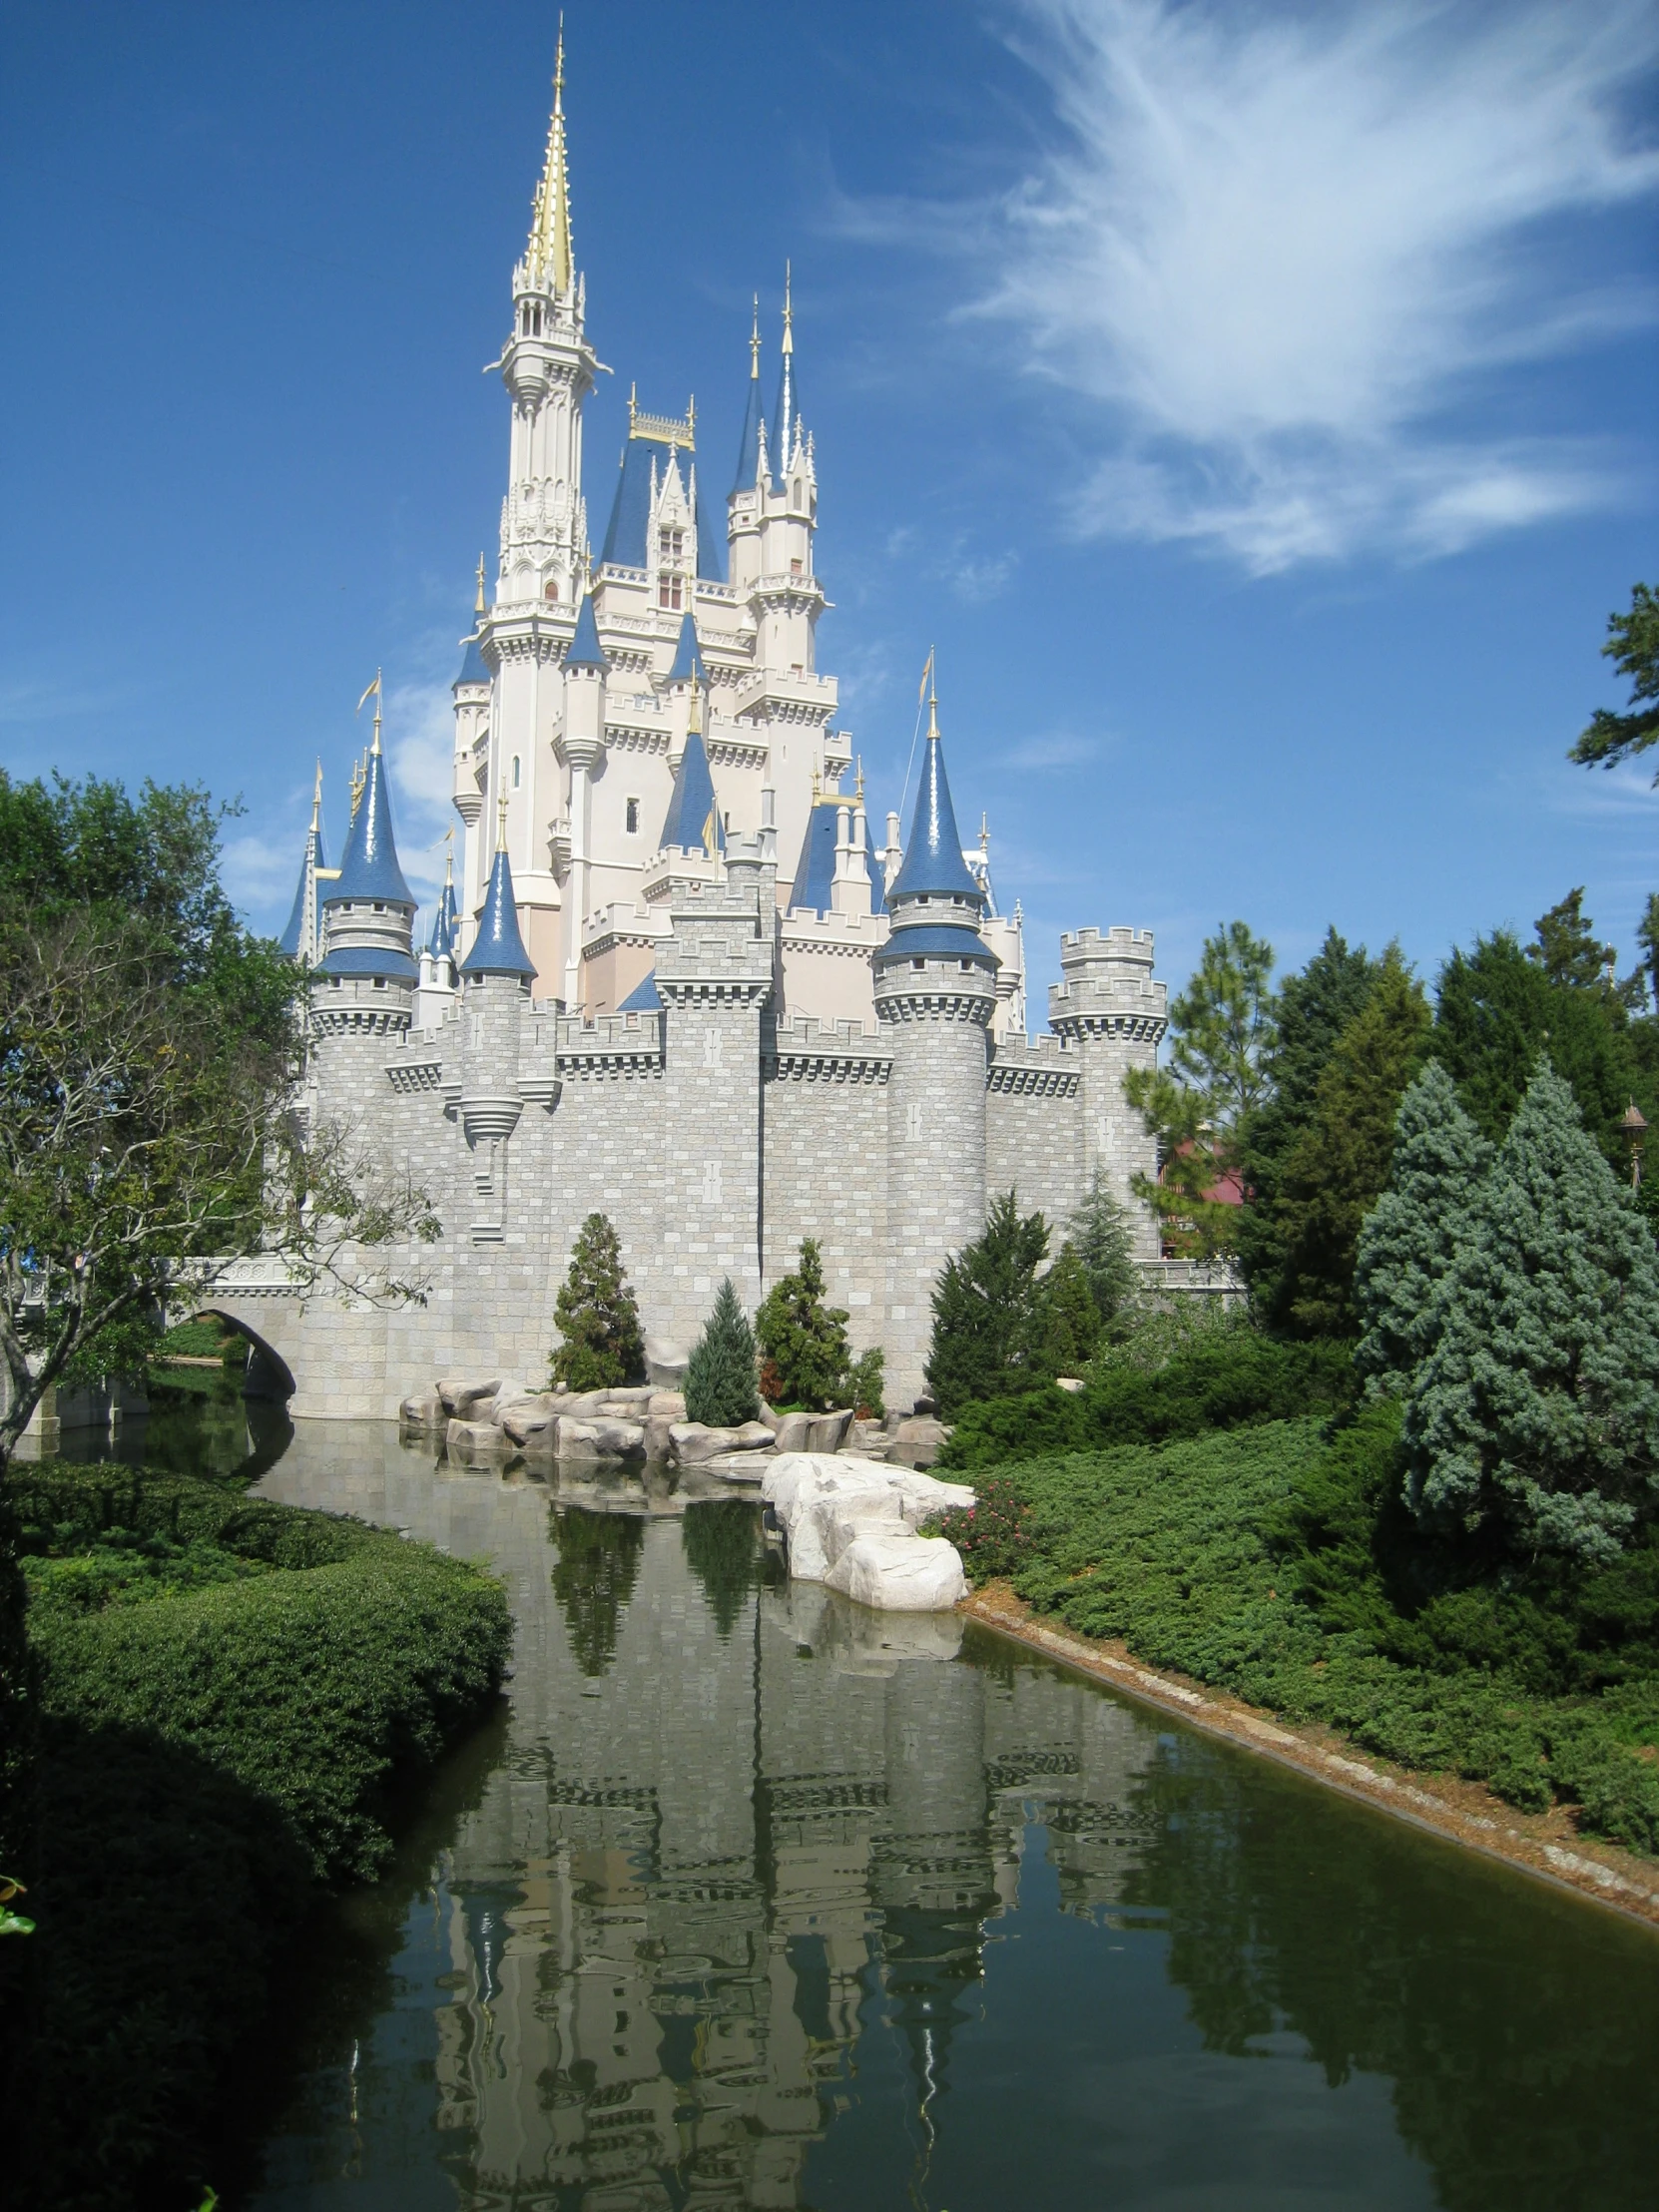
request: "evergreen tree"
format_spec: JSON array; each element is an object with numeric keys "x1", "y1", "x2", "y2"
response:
[
  {"x1": 685, "y1": 1278, "x2": 761, "y2": 1427},
  {"x1": 1035, "y1": 1243, "x2": 1100, "y2": 1377},
  {"x1": 681, "y1": 1498, "x2": 759, "y2": 1639},
  {"x1": 551, "y1": 1507, "x2": 644, "y2": 1677},
  {"x1": 549, "y1": 1212, "x2": 645, "y2": 1391},
  {"x1": 925, "y1": 1191, "x2": 1050, "y2": 1417},
  {"x1": 1527, "y1": 887, "x2": 1615, "y2": 991},
  {"x1": 844, "y1": 1347, "x2": 886, "y2": 1420},
  {"x1": 1067, "y1": 1170, "x2": 1140, "y2": 1333},
  {"x1": 1125, "y1": 921, "x2": 1277, "y2": 1260},
  {"x1": 1269, "y1": 949, "x2": 1431, "y2": 1338},
  {"x1": 1353, "y1": 1061, "x2": 1493, "y2": 1395},
  {"x1": 1404, "y1": 1062, "x2": 1659, "y2": 1564},
  {"x1": 1568, "y1": 582, "x2": 1659, "y2": 774},
  {"x1": 755, "y1": 1237, "x2": 851, "y2": 1408},
  {"x1": 1237, "y1": 928, "x2": 1380, "y2": 1304}
]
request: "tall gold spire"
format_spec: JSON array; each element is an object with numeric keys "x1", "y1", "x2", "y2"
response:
[{"x1": 527, "y1": 18, "x2": 574, "y2": 294}]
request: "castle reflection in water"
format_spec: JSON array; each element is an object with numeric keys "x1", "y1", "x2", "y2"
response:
[{"x1": 257, "y1": 1425, "x2": 1159, "y2": 2208}]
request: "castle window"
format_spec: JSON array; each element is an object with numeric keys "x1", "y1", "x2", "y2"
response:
[
  {"x1": 625, "y1": 798, "x2": 640, "y2": 834},
  {"x1": 658, "y1": 528, "x2": 684, "y2": 563},
  {"x1": 544, "y1": 578, "x2": 559, "y2": 601},
  {"x1": 960, "y1": 960, "x2": 973, "y2": 973},
  {"x1": 373, "y1": 976, "x2": 385, "y2": 989},
  {"x1": 512, "y1": 756, "x2": 521, "y2": 789},
  {"x1": 659, "y1": 574, "x2": 683, "y2": 611},
  {"x1": 791, "y1": 557, "x2": 803, "y2": 576},
  {"x1": 912, "y1": 958, "x2": 926, "y2": 971},
  {"x1": 373, "y1": 901, "x2": 385, "y2": 913}
]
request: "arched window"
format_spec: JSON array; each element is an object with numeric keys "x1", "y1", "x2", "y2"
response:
[
  {"x1": 511, "y1": 756, "x2": 521, "y2": 790},
  {"x1": 625, "y1": 798, "x2": 640, "y2": 834},
  {"x1": 544, "y1": 578, "x2": 559, "y2": 601}
]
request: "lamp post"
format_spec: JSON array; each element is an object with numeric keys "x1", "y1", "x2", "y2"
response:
[{"x1": 1620, "y1": 1101, "x2": 1647, "y2": 1191}]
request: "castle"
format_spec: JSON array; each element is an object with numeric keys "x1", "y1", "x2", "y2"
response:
[{"x1": 238, "y1": 43, "x2": 1175, "y2": 1418}]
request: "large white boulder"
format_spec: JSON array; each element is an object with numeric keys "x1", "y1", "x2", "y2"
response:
[
  {"x1": 825, "y1": 1531, "x2": 969, "y2": 1611},
  {"x1": 761, "y1": 1454, "x2": 971, "y2": 1606}
]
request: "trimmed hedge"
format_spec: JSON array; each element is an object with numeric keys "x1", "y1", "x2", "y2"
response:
[
  {"x1": 938, "y1": 1407, "x2": 1659, "y2": 1858},
  {"x1": 4, "y1": 1461, "x2": 511, "y2": 2208},
  {"x1": 938, "y1": 1332, "x2": 1354, "y2": 1474}
]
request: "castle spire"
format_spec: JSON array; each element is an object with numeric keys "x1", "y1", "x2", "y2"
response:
[
  {"x1": 526, "y1": 19, "x2": 574, "y2": 295},
  {"x1": 461, "y1": 815, "x2": 536, "y2": 979},
  {"x1": 771, "y1": 263, "x2": 804, "y2": 477},
  {"x1": 733, "y1": 293, "x2": 767, "y2": 495},
  {"x1": 474, "y1": 553, "x2": 486, "y2": 619},
  {"x1": 887, "y1": 674, "x2": 984, "y2": 908}
]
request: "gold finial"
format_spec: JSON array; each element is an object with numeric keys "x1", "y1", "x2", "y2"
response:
[
  {"x1": 444, "y1": 826, "x2": 454, "y2": 882},
  {"x1": 310, "y1": 758, "x2": 322, "y2": 831},
  {"x1": 497, "y1": 787, "x2": 509, "y2": 852},
  {"x1": 371, "y1": 670, "x2": 383, "y2": 758},
  {"x1": 782, "y1": 260, "x2": 794, "y2": 355},
  {"x1": 926, "y1": 651, "x2": 939, "y2": 742},
  {"x1": 855, "y1": 757, "x2": 865, "y2": 806},
  {"x1": 687, "y1": 394, "x2": 696, "y2": 435},
  {"x1": 474, "y1": 553, "x2": 486, "y2": 618},
  {"x1": 979, "y1": 811, "x2": 989, "y2": 856},
  {"x1": 349, "y1": 751, "x2": 366, "y2": 822},
  {"x1": 812, "y1": 765, "x2": 822, "y2": 804},
  {"x1": 750, "y1": 294, "x2": 761, "y2": 378},
  {"x1": 527, "y1": 17, "x2": 574, "y2": 294},
  {"x1": 688, "y1": 681, "x2": 703, "y2": 737},
  {"x1": 628, "y1": 380, "x2": 637, "y2": 433}
]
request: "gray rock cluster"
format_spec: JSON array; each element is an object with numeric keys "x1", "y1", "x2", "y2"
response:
[{"x1": 761, "y1": 1453, "x2": 974, "y2": 1611}]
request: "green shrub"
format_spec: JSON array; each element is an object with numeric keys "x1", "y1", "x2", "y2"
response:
[
  {"x1": 930, "y1": 1477, "x2": 1036, "y2": 1581},
  {"x1": 937, "y1": 1385, "x2": 1090, "y2": 1474},
  {"x1": 550, "y1": 1212, "x2": 645, "y2": 1391},
  {"x1": 685, "y1": 1278, "x2": 761, "y2": 1427}
]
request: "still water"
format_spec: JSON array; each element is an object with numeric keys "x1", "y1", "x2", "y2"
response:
[{"x1": 184, "y1": 1415, "x2": 1659, "y2": 2209}]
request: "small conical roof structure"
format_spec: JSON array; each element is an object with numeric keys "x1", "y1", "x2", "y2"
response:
[
  {"x1": 565, "y1": 587, "x2": 608, "y2": 672},
  {"x1": 658, "y1": 695, "x2": 725, "y2": 858},
  {"x1": 426, "y1": 858, "x2": 459, "y2": 960},
  {"x1": 667, "y1": 610, "x2": 708, "y2": 685},
  {"x1": 887, "y1": 687, "x2": 983, "y2": 906},
  {"x1": 277, "y1": 800, "x2": 327, "y2": 958},
  {"x1": 461, "y1": 807, "x2": 536, "y2": 980},
  {"x1": 325, "y1": 715, "x2": 413, "y2": 909},
  {"x1": 733, "y1": 295, "x2": 766, "y2": 493},
  {"x1": 770, "y1": 264, "x2": 803, "y2": 476}
]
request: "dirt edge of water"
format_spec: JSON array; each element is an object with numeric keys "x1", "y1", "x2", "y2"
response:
[{"x1": 963, "y1": 1584, "x2": 1659, "y2": 1935}]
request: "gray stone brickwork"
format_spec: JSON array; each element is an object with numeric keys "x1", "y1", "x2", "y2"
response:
[{"x1": 1048, "y1": 927, "x2": 1168, "y2": 1262}]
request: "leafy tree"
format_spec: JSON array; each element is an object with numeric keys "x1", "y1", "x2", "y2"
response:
[
  {"x1": 756, "y1": 1237, "x2": 850, "y2": 1408},
  {"x1": 1353, "y1": 1061, "x2": 1493, "y2": 1396},
  {"x1": 550, "y1": 1213, "x2": 645, "y2": 1390},
  {"x1": 1404, "y1": 1062, "x2": 1659, "y2": 1563},
  {"x1": 1527, "y1": 887, "x2": 1615, "y2": 991},
  {"x1": 1267, "y1": 949, "x2": 1431, "y2": 1338},
  {"x1": 925, "y1": 1191, "x2": 1050, "y2": 1417},
  {"x1": 685, "y1": 1278, "x2": 760, "y2": 1427},
  {"x1": 1431, "y1": 929, "x2": 1645, "y2": 1173},
  {"x1": 1237, "y1": 928, "x2": 1379, "y2": 1303},
  {"x1": 1125, "y1": 921, "x2": 1277, "y2": 1259},
  {"x1": 1035, "y1": 1244, "x2": 1100, "y2": 1377},
  {"x1": 1067, "y1": 1170, "x2": 1140, "y2": 1334},
  {"x1": 1568, "y1": 582, "x2": 1659, "y2": 775}
]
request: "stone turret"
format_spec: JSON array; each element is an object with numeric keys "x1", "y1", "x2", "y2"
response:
[
  {"x1": 458, "y1": 814, "x2": 535, "y2": 1243},
  {"x1": 873, "y1": 689, "x2": 997, "y2": 1407},
  {"x1": 311, "y1": 706, "x2": 417, "y2": 1079},
  {"x1": 1048, "y1": 927, "x2": 1169, "y2": 1260}
]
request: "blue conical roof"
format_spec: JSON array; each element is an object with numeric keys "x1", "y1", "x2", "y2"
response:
[
  {"x1": 658, "y1": 728, "x2": 725, "y2": 857},
  {"x1": 460, "y1": 844, "x2": 536, "y2": 979},
  {"x1": 788, "y1": 796, "x2": 885, "y2": 916},
  {"x1": 667, "y1": 611, "x2": 707, "y2": 685},
  {"x1": 565, "y1": 590, "x2": 608, "y2": 672},
  {"x1": 734, "y1": 357, "x2": 765, "y2": 494},
  {"x1": 426, "y1": 875, "x2": 459, "y2": 959},
  {"x1": 454, "y1": 629, "x2": 490, "y2": 688},
  {"x1": 276, "y1": 821, "x2": 326, "y2": 957},
  {"x1": 619, "y1": 968, "x2": 662, "y2": 1011},
  {"x1": 327, "y1": 748, "x2": 412, "y2": 907},
  {"x1": 887, "y1": 729, "x2": 982, "y2": 906}
]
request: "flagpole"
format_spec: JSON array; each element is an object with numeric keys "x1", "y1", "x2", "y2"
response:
[{"x1": 896, "y1": 647, "x2": 932, "y2": 837}]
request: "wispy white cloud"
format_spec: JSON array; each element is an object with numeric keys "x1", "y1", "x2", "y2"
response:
[
  {"x1": 383, "y1": 672, "x2": 459, "y2": 908},
  {"x1": 972, "y1": 0, "x2": 1659, "y2": 569},
  {"x1": 1002, "y1": 731, "x2": 1100, "y2": 771}
]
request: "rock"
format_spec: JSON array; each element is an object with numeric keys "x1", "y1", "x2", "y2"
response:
[
  {"x1": 889, "y1": 1469, "x2": 975, "y2": 1526},
  {"x1": 807, "y1": 1408, "x2": 854, "y2": 1454},
  {"x1": 595, "y1": 1386, "x2": 655, "y2": 1413},
  {"x1": 498, "y1": 1394, "x2": 559, "y2": 1445},
  {"x1": 645, "y1": 1335, "x2": 690, "y2": 1387},
  {"x1": 697, "y1": 1452, "x2": 773, "y2": 1482},
  {"x1": 731, "y1": 1420, "x2": 776, "y2": 1452},
  {"x1": 437, "y1": 1377, "x2": 501, "y2": 1416},
  {"x1": 669, "y1": 1421, "x2": 743, "y2": 1465},
  {"x1": 846, "y1": 1418, "x2": 890, "y2": 1458},
  {"x1": 399, "y1": 1390, "x2": 444, "y2": 1428},
  {"x1": 762, "y1": 1456, "x2": 900, "y2": 1580},
  {"x1": 556, "y1": 1415, "x2": 646, "y2": 1459},
  {"x1": 648, "y1": 1390, "x2": 686, "y2": 1419},
  {"x1": 889, "y1": 1415, "x2": 950, "y2": 1469},
  {"x1": 445, "y1": 1416, "x2": 509, "y2": 1462},
  {"x1": 912, "y1": 1394, "x2": 938, "y2": 1416},
  {"x1": 766, "y1": 1410, "x2": 817, "y2": 1454},
  {"x1": 1054, "y1": 1377, "x2": 1087, "y2": 1395},
  {"x1": 644, "y1": 1414, "x2": 675, "y2": 1458},
  {"x1": 825, "y1": 1530, "x2": 968, "y2": 1612}
]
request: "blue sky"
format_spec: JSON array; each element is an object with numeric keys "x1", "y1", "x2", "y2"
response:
[{"x1": 2, "y1": 0, "x2": 1656, "y2": 1006}]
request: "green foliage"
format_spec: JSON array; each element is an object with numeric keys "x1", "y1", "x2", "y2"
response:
[
  {"x1": 681, "y1": 1498, "x2": 762, "y2": 1638},
  {"x1": 929, "y1": 1477, "x2": 1035, "y2": 1580},
  {"x1": 1066, "y1": 1170, "x2": 1141, "y2": 1332},
  {"x1": 938, "y1": 1322, "x2": 1352, "y2": 1473},
  {"x1": 1568, "y1": 582, "x2": 1659, "y2": 774},
  {"x1": 1405, "y1": 1062, "x2": 1659, "y2": 1564},
  {"x1": 550, "y1": 1212, "x2": 645, "y2": 1391},
  {"x1": 1266, "y1": 948, "x2": 1431, "y2": 1338},
  {"x1": 756, "y1": 1238, "x2": 851, "y2": 1408},
  {"x1": 925, "y1": 1191, "x2": 1050, "y2": 1417},
  {"x1": 1125, "y1": 920, "x2": 1277, "y2": 1259},
  {"x1": 1528, "y1": 886, "x2": 1618, "y2": 990},
  {"x1": 1088, "y1": 1292, "x2": 1251, "y2": 1377},
  {"x1": 1035, "y1": 1244, "x2": 1099, "y2": 1376},
  {"x1": 551, "y1": 1506, "x2": 644, "y2": 1676},
  {"x1": 685, "y1": 1278, "x2": 761, "y2": 1427},
  {"x1": 958, "y1": 1407, "x2": 1659, "y2": 1853},
  {"x1": 844, "y1": 1346, "x2": 885, "y2": 1420},
  {"x1": 1236, "y1": 929, "x2": 1380, "y2": 1300},
  {"x1": 1354, "y1": 1062, "x2": 1493, "y2": 1395}
]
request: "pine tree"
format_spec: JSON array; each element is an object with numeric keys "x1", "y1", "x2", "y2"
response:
[
  {"x1": 1353, "y1": 1061, "x2": 1493, "y2": 1395},
  {"x1": 1269, "y1": 949, "x2": 1431, "y2": 1338},
  {"x1": 925, "y1": 1191, "x2": 1050, "y2": 1417},
  {"x1": 685, "y1": 1278, "x2": 761, "y2": 1427},
  {"x1": 1528, "y1": 887, "x2": 1615, "y2": 991},
  {"x1": 755, "y1": 1237, "x2": 851, "y2": 1408},
  {"x1": 1035, "y1": 1243, "x2": 1099, "y2": 1377},
  {"x1": 1067, "y1": 1171, "x2": 1140, "y2": 1333},
  {"x1": 549, "y1": 1212, "x2": 645, "y2": 1391},
  {"x1": 1404, "y1": 1061, "x2": 1659, "y2": 1563}
]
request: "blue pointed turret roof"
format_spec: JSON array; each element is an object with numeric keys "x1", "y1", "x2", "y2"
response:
[
  {"x1": 771, "y1": 276, "x2": 803, "y2": 478},
  {"x1": 460, "y1": 840, "x2": 536, "y2": 979},
  {"x1": 565, "y1": 589, "x2": 608, "y2": 672},
  {"x1": 619, "y1": 968, "x2": 662, "y2": 1012},
  {"x1": 658, "y1": 727, "x2": 725, "y2": 857},
  {"x1": 667, "y1": 611, "x2": 707, "y2": 685},
  {"x1": 788, "y1": 794, "x2": 885, "y2": 916},
  {"x1": 454, "y1": 629, "x2": 490, "y2": 688},
  {"x1": 887, "y1": 716, "x2": 982, "y2": 907},
  {"x1": 326, "y1": 745, "x2": 413, "y2": 907},
  {"x1": 734, "y1": 318, "x2": 766, "y2": 493},
  {"x1": 426, "y1": 873, "x2": 459, "y2": 959},
  {"x1": 276, "y1": 820, "x2": 327, "y2": 958},
  {"x1": 599, "y1": 429, "x2": 726, "y2": 582}
]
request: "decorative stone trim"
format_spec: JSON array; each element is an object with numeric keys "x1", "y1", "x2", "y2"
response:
[
  {"x1": 309, "y1": 1006, "x2": 412, "y2": 1039},
  {"x1": 1050, "y1": 1012, "x2": 1168, "y2": 1044},
  {"x1": 985, "y1": 1061, "x2": 1080, "y2": 1097},
  {"x1": 384, "y1": 1059, "x2": 443, "y2": 1094}
]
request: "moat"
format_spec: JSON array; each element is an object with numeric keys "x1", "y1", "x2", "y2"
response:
[{"x1": 105, "y1": 1406, "x2": 1659, "y2": 2209}]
